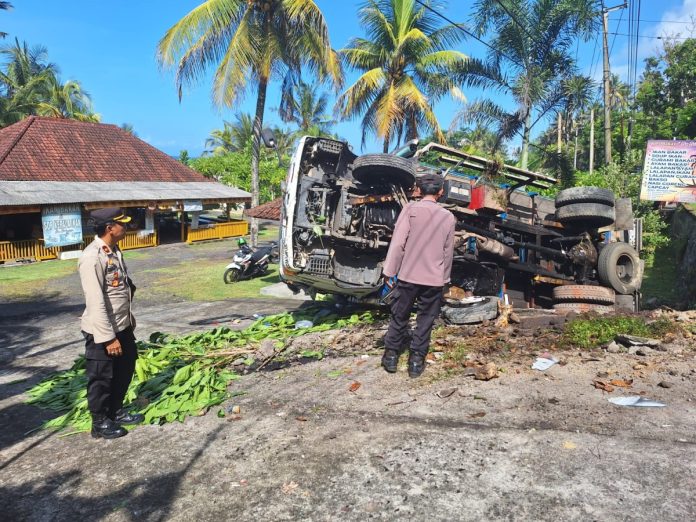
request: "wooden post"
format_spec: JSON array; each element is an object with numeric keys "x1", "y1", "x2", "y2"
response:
[{"x1": 557, "y1": 112, "x2": 562, "y2": 154}]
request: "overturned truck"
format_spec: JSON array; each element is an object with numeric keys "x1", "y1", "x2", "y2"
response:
[{"x1": 278, "y1": 137, "x2": 643, "y2": 320}]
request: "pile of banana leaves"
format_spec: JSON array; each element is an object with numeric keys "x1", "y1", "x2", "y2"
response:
[{"x1": 26, "y1": 309, "x2": 375, "y2": 434}]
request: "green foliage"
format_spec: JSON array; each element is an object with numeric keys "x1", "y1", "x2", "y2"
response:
[
  {"x1": 563, "y1": 316, "x2": 674, "y2": 348},
  {"x1": 0, "y1": 38, "x2": 98, "y2": 126},
  {"x1": 189, "y1": 145, "x2": 285, "y2": 203},
  {"x1": 26, "y1": 308, "x2": 377, "y2": 432}
]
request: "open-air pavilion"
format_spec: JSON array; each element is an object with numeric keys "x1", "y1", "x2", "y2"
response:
[{"x1": 0, "y1": 117, "x2": 251, "y2": 263}]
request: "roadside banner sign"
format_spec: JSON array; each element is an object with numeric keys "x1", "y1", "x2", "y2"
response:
[
  {"x1": 41, "y1": 204, "x2": 83, "y2": 247},
  {"x1": 640, "y1": 140, "x2": 696, "y2": 202}
]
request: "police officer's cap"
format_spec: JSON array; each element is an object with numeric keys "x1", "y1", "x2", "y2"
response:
[
  {"x1": 416, "y1": 171, "x2": 444, "y2": 191},
  {"x1": 90, "y1": 207, "x2": 132, "y2": 226}
]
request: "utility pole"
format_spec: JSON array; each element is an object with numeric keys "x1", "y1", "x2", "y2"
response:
[
  {"x1": 557, "y1": 112, "x2": 562, "y2": 154},
  {"x1": 589, "y1": 107, "x2": 595, "y2": 174},
  {"x1": 602, "y1": 2, "x2": 627, "y2": 166}
]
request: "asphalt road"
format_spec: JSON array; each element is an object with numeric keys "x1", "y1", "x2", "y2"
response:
[{"x1": 1, "y1": 240, "x2": 695, "y2": 521}]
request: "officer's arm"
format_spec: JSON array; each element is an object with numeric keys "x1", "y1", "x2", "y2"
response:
[
  {"x1": 78, "y1": 256, "x2": 116, "y2": 344},
  {"x1": 443, "y1": 215, "x2": 456, "y2": 283}
]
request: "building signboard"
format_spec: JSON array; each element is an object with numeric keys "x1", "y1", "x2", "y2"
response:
[
  {"x1": 640, "y1": 140, "x2": 696, "y2": 202},
  {"x1": 41, "y1": 204, "x2": 83, "y2": 247}
]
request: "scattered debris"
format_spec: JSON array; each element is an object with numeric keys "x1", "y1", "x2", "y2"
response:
[
  {"x1": 469, "y1": 412, "x2": 486, "y2": 418},
  {"x1": 348, "y1": 381, "x2": 361, "y2": 393},
  {"x1": 295, "y1": 320, "x2": 314, "y2": 329},
  {"x1": 436, "y1": 387, "x2": 457, "y2": 398},
  {"x1": 609, "y1": 379, "x2": 633, "y2": 388},
  {"x1": 605, "y1": 341, "x2": 623, "y2": 353},
  {"x1": 563, "y1": 441, "x2": 577, "y2": 450},
  {"x1": 475, "y1": 362, "x2": 498, "y2": 381},
  {"x1": 295, "y1": 416, "x2": 308, "y2": 422},
  {"x1": 532, "y1": 356, "x2": 558, "y2": 371},
  {"x1": 608, "y1": 396, "x2": 666, "y2": 407},
  {"x1": 615, "y1": 334, "x2": 661, "y2": 348},
  {"x1": 230, "y1": 405, "x2": 241, "y2": 415},
  {"x1": 593, "y1": 380, "x2": 615, "y2": 393},
  {"x1": 657, "y1": 381, "x2": 672, "y2": 389}
]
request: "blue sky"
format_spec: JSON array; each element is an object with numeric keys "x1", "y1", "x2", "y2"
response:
[{"x1": 3, "y1": 0, "x2": 695, "y2": 157}]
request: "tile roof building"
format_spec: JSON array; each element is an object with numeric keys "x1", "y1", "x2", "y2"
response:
[{"x1": 0, "y1": 117, "x2": 251, "y2": 261}]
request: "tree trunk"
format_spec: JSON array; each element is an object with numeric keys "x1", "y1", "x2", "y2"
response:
[
  {"x1": 520, "y1": 111, "x2": 531, "y2": 170},
  {"x1": 250, "y1": 77, "x2": 268, "y2": 247}
]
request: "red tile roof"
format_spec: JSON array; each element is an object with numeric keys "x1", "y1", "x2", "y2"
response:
[
  {"x1": 244, "y1": 197, "x2": 281, "y2": 221},
  {"x1": 0, "y1": 116, "x2": 213, "y2": 183}
]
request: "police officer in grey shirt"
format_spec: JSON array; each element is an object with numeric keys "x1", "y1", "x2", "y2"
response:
[
  {"x1": 381, "y1": 173, "x2": 455, "y2": 378},
  {"x1": 78, "y1": 207, "x2": 143, "y2": 439}
]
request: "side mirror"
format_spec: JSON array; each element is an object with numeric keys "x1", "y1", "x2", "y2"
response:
[{"x1": 261, "y1": 128, "x2": 277, "y2": 148}]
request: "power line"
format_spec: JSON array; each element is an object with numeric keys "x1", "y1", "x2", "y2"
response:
[
  {"x1": 638, "y1": 18, "x2": 695, "y2": 24},
  {"x1": 412, "y1": 0, "x2": 522, "y2": 67},
  {"x1": 608, "y1": 31, "x2": 691, "y2": 40},
  {"x1": 632, "y1": 0, "x2": 642, "y2": 102}
]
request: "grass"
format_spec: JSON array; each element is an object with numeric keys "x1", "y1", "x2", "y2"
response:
[
  {"x1": 562, "y1": 316, "x2": 675, "y2": 348},
  {"x1": 0, "y1": 259, "x2": 77, "y2": 299},
  {"x1": 642, "y1": 239, "x2": 684, "y2": 305},
  {"x1": 144, "y1": 260, "x2": 281, "y2": 301}
]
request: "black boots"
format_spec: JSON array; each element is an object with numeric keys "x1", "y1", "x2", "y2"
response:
[
  {"x1": 91, "y1": 416, "x2": 128, "y2": 439},
  {"x1": 113, "y1": 409, "x2": 144, "y2": 425},
  {"x1": 381, "y1": 349, "x2": 399, "y2": 373},
  {"x1": 382, "y1": 349, "x2": 426, "y2": 377},
  {"x1": 407, "y1": 354, "x2": 426, "y2": 378}
]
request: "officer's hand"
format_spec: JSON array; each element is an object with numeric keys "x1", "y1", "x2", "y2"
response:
[{"x1": 106, "y1": 338, "x2": 122, "y2": 357}]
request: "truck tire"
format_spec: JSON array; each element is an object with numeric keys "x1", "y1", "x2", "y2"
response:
[
  {"x1": 555, "y1": 187, "x2": 615, "y2": 207},
  {"x1": 352, "y1": 154, "x2": 416, "y2": 188},
  {"x1": 556, "y1": 202, "x2": 615, "y2": 228},
  {"x1": 553, "y1": 302, "x2": 615, "y2": 314},
  {"x1": 598, "y1": 242, "x2": 642, "y2": 294},
  {"x1": 553, "y1": 285, "x2": 616, "y2": 305}
]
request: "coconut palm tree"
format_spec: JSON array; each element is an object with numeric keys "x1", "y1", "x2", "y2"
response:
[
  {"x1": 37, "y1": 78, "x2": 99, "y2": 122},
  {"x1": 336, "y1": 0, "x2": 468, "y2": 152},
  {"x1": 279, "y1": 79, "x2": 333, "y2": 134},
  {"x1": 204, "y1": 113, "x2": 255, "y2": 155},
  {"x1": 452, "y1": 0, "x2": 597, "y2": 169},
  {"x1": 157, "y1": 0, "x2": 342, "y2": 246}
]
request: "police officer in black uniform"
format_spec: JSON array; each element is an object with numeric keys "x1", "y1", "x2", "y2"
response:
[{"x1": 78, "y1": 207, "x2": 143, "y2": 439}]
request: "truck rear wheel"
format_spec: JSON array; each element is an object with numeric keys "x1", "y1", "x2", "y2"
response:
[
  {"x1": 553, "y1": 302, "x2": 615, "y2": 314},
  {"x1": 598, "y1": 242, "x2": 642, "y2": 294},
  {"x1": 553, "y1": 285, "x2": 616, "y2": 305}
]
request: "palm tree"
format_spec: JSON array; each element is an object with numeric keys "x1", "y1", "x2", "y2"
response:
[
  {"x1": 560, "y1": 75, "x2": 595, "y2": 169},
  {"x1": 204, "y1": 113, "x2": 254, "y2": 155},
  {"x1": 157, "y1": 0, "x2": 342, "y2": 246},
  {"x1": 279, "y1": 79, "x2": 333, "y2": 134},
  {"x1": 337, "y1": 0, "x2": 468, "y2": 152},
  {"x1": 453, "y1": 0, "x2": 597, "y2": 169},
  {"x1": 37, "y1": 78, "x2": 99, "y2": 122}
]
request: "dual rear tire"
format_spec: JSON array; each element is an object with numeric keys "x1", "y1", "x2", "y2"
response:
[{"x1": 554, "y1": 187, "x2": 616, "y2": 229}]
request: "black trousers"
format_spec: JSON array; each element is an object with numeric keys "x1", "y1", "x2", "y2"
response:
[
  {"x1": 83, "y1": 327, "x2": 137, "y2": 419},
  {"x1": 384, "y1": 281, "x2": 444, "y2": 357}
]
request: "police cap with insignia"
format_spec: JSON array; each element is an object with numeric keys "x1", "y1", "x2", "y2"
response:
[{"x1": 90, "y1": 207, "x2": 132, "y2": 226}]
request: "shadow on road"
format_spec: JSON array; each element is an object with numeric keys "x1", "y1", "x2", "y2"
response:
[{"x1": 1, "y1": 425, "x2": 224, "y2": 521}]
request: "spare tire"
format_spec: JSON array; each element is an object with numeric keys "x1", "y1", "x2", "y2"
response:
[
  {"x1": 441, "y1": 296, "x2": 499, "y2": 325},
  {"x1": 352, "y1": 154, "x2": 416, "y2": 188},
  {"x1": 598, "y1": 242, "x2": 642, "y2": 294},
  {"x1": 555, "y1": 186, "x2": 615, "y2": 207},
  {"x1": 556, "y1": 202, "x2": 615, "y2": 228},
  {"x1": 553, "y1": 285, "x2": 615, "y2": 305}
]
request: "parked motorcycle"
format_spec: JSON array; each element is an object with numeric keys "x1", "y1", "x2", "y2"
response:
[{"x1": 223, "y1": 238, "x2": 277, "y2": 283}]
